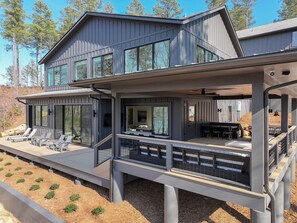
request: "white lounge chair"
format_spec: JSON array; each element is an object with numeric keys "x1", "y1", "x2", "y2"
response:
[
  {"x1": 52, "y1": 136, "x2": 73, "y2": 152},
  {"x1": 37, "y1": 132, "x2": 52, "y2": 147},
  {"x1": 11, "y1": 129, "x2": 37, "y2": 142},
  {"x1": 7, "y1": 128, "x2": 31, "y2": 141},
  {"x1": 48, "y1": 135, "x2": 65, "y2": 150},
  {"x1": 31, "y1": 132, "x2": 47, "y2": 145}
]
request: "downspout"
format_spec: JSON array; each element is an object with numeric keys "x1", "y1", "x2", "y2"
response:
[
  {"x1": 264, "y1": 79, "x2": 297, "y2": 223},
  {"x1": 17, "y1": 98, "x2": 27, "y2": 105},
  {"x1": 90, "y1": 84, "x2": 116, "y2": 202}
]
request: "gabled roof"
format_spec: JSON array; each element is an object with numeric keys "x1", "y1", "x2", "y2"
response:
[
  {"x1": 39, "y1": 6, "x2": 243, "y2": 64},
  {"x1": 237, "y1": 18, "x2": 297, "y2": 40}
]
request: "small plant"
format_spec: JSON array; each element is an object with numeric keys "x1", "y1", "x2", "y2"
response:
[
  {"x1": 64, "y1": 204, "x2": 78, "y2": 213},
  {"x1": 15, "y1": 167, "x2": 22, "y2": 171},
  {"x1": 5, "y1": 173, "x2": 13, "y2": 177},
  {"x1": 0, "y1": 157, "x2": 3, "y2": 162},
  {"x1": 29, "y1": 185, "x2": 40, "y2": 191},
  {"x1": 49, "y1": 183, "x2": 59, "y2": 190},
  {"x1": 16, "y1": 178, "x2": 25, "y2": 183},
  {"x1": 35, "y1": 178, "x2": 44, "y2": 183},
  {"x1": 91, "y1": 206, "x2": 105, "y2": 216},
  {"x1": 13, "y1": 131, "x2": 17, "y2": 136},
  {"x1": 69, "y1": 194, "x2": 80, "y2": 201},
  {"x1": 44, "y1": 191, "x2": 55, "y2": 200},
  {"x1": 24, "y1": 171, "x2": 33, "y2": 175},
  {"x1": 4, "y1": 162, "x2": 11, "y2": 166},
  {"x1": 0, "y1": 168, "x2": 3, "y2": 172},
  {"x1": 0, "y1": 132, "x2": 2, "y2": 138}
]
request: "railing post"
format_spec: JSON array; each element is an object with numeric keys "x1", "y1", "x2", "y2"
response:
[
  {"x1": 94, "y1": 145, "x2": 98, "y2": 167},
  {"x1": 292, "y1": 98, "x2": 297, "y2": 140},
  {"x1": 166, "y1": 142, "x2": 173, "y2": 171}
]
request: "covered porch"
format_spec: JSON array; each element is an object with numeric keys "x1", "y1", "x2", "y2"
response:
[{"x1": 70, "y1": 50, "x2": 297, "y2": 223}]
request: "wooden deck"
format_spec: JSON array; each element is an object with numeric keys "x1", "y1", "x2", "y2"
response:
[{"x1": 0, "y1": 138, "x2": 110, "y2": 188}]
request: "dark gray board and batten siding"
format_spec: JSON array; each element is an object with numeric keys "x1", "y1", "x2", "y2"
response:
[{"x1": 44, "y1": 11, "x2": 240, "y2": 92}]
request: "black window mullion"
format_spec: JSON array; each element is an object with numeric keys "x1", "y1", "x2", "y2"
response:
[
  {"x1": 152, "y1": 43, "x2": 155, "y2": 69},
  {"x1": 137, "y1": 47, "x2": 139, "y2": 71},
  {"x1": 101, "y1": 56, "x2": 103, "y2": 77}
]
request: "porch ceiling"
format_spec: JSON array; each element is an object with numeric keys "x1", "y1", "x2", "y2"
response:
[{"x1": 70, "y1": 49, "x2": 297, "y2": 97}]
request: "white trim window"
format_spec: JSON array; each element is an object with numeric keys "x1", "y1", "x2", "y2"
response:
[{"x1": 75, "y1": 60, "x2": 87, "y2": 80}]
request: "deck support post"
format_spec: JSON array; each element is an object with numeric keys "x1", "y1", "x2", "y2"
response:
[
  {"x1": 275, "y1": 181, "x2": 284, "y2": 223},
  {"x1": 112, "y1": 169, "x2": 124, "y2": 203},
  {"x1": 164, "y1": 184, "x2": 178, "y2": 223},
  {"x1": 281, "y1": 95, "x2": 289, "y2": 154},
  {"x1": 251, "y1": 83, "x2": 265, "y2": 193},
  {"x1": 251, "y1": 209, "x2": 271, "y2": 223},
  {"x1": 290, "y1": 160, "x2": 295, "y2": 183},
  {"x1": 283, "y1": 167, "x2": 291, "y2": 210}
]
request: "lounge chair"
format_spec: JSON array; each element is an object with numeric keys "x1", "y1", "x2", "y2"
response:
[
  {"x1": 31, "y1": 132, "x2": 47, "y2": 145},
  {"x1": 52, "y1": 136, "x2": 73, "y2": 152},
  {"x1": 37, "y1": 132, "x2": 52, "y2": 147},
  {"x1": 47, "y1": 135, "x2": 65, "y2": 150},
  {"x1": 7, "y1": 128, "x2": 31, "y2": 141},
  {"x1": 11, "y1": 129, "x2": 37, "y2": 142}
]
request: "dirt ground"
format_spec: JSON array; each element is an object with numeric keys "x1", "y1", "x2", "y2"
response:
[{"x1": 0, "y1": 153, "x2": 296, "y2": 223}]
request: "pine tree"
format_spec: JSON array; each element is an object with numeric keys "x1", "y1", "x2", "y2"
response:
[
  {"x1": 205, "y1": 0, "x2": 227, "y2": 9},
  {"x1": 126, "y1": 0, "x2": 145, "y2": 16},
  {"x1": 153, "y1": 0, "x2": 184, "y2": 18},
  {"x1": 59, "y1": 0, "x2": 102, "y2": 36},
  {"x1": 102, "y1": 1, "x2": 114, "y2": 13},
  {"x1": 22, "y1": 60, "x2": 38, "y2": 87},
  {"x1": 28, "y1": 0, "x2": 58, "y2": 87},
  {"x1": 0, "y1": 0, "x2": 27, "y2": 96},
  {"x1": 230, "y1": 0, "x2": 255, "y2": 31},
  {"x1": 0, "y1": 66, "x2": 14, "y2": 86},
  {"x1": 277, "y1": 0, "x2": 297, "y2": 21}
]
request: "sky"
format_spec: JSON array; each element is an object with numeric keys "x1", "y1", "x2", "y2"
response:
[{"x1": 0, "y1": 0, "x2": 282, "y2": 84}]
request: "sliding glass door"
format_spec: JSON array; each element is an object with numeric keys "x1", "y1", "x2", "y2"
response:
[{"x1": 54, "y1": 105, "x2": 92, "y2": 146}]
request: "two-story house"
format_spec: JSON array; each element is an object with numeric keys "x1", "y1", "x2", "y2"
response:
[{"x1": 17, "y1": 6, "x2": 297, "y2": 223}]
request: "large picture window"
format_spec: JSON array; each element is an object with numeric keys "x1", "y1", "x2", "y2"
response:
[
  {"x1": 34, "y1": 105, "x2": 48, "y2": 127},
  {"x1": 197, "y1": 46, "x2": 219, "y2": 63},
  {"x1": 48, "y1": 65, "x2": 68, "y2": 86},
  {"x1": 125, "y1": 105, "x2": 169, "y2": 136},
  {"x1": 75, "y1": 60, "x2": 87, "y2": 80},
  {"x1": 124, "y1": 40, "x2": 170, "y2": 73},
  {"x1": 292, "y1": 31, "x2": 297, "y2": 47},
  {"x1": 92, "y1": 54, "x2": 113, "y2": 77}
]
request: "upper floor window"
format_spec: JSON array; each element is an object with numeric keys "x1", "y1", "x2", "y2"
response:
[
  {"x1": 34, "y1": 105, "x2": 48, "y2": 127},
  {"x1": 48, "y1": 65, "x2": 68, "y2": 86},
  {"x1": 92, "y1": 54, "x2": 113, "y2": 77},
  {"x1": 75, "y1": 60, "x2": 87, "y2": 80},
  {"x1": 197, "y1": 46, "x2": 219, "y2": 63},
  {"x1": 292, "y1": 31, "x2": 297, "y2": 47},
  {"x1": 125, "y1": 40, "x2": 170, "y2": 73}
]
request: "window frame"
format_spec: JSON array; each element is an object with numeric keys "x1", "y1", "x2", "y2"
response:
[
  {"x1": 124, "y1": 39, "x2": 170, "y2": 74},
  {"x1": 47, "y1": 64, "x2": 68, "y2": 87},
  {"x1": 292, "y1": 31, "x2": 297, "y2": 47},
  {"x1": 197, "y1": 45, "x2": 220, "y2": 64},
  {"x1": 74, "y1": 59, "x2": 88, "y2": 81},
  {"x1": 92, "y1": 53, "x2": 113, "y2": 77},
  {"x1": 34, "y1": 105, "x2": 48, "y2": 127}
]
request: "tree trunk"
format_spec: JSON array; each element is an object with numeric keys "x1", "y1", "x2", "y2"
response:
[
  {"x1": 16, "y1": 42, "x2": 20, "y2": 96},
  {"x1": 12, "y1": 36, "x2": 18, "y2": 97},
  {"x1": 36, "y1": 48, "x2": 39, "y2": 87}
]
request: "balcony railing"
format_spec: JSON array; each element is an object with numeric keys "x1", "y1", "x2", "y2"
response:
[
  {"x1": 268, "y1": 126, "x2": 296, "y2": 172},
  {"x1": 118, "y1": 134, "x2": 251, "y2": 186}
]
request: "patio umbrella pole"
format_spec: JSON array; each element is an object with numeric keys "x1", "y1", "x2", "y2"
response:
[{"x1": 263, "y1": 79, "x2": 297, "y2": 223}]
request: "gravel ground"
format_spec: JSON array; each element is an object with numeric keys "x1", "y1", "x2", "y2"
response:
[{"x1": 0, "y1": 203, "x2": 20, "y2": 223}]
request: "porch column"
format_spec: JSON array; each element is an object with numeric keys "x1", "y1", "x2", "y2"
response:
[
  {"x1": 275, "y1": 182, "x2": 284, "y2": 223},
  {"x1": 292, "y1": 98, "x2": 297, "y2": 127},
  {"x1": 251, "y1": 83, "x2": 265, "y2": 193},
  {"x1": 251, "y1": 209, "x2": 271, "y2": 223},
  {"x1": 283, "y1": 167, "x2": 291, "y2": 210},
  {"x1": 111, "y1": 92, "x2": 124, "y2": 203},
  {"x1": 281, "y1": 95, "x2": 289, "y2": 155},
  {"x1": 164, "y1": 185, "x2": 178, "y2": 223},
  {"x1": 290, "y1": 159, "x2": 295, "y2": 183}
]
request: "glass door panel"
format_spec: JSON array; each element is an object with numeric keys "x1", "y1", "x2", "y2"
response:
[
  {"x1": 81, "y1": 105, "x2": 92, "y2": 146},
  {"x1": 64, "y1": 106, "x2": 73, "y2": 137},
  {"x1": 153, "y1": 106, "x2": 169, "y2": 135},
  {"x1": 72, "y1": 106, "x2": 81, "y2": 143},
  {"x1": 54, "y1": 106, "x2": 63, "y2": 138}
]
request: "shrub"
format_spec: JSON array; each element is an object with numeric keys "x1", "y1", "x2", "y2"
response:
[
  {"x1": 64, "y1": 204, "x2": 78, "y2": 213},
  {"x1": 24, "y1": 171, "x2": 33, "y2": 175},
  {"x1": 13, "y1": 131, "x2": 17, "y2": 136},
  {"x1": 44, "y1": 191, "x2": 55, "y2": 200},
  {"x1": 29, "y1": 185, "x2": 40, "y2": 191},
  {"x1": 5, "y1": 173, "x2": 13, "y2": 177},
  {"x1": 91, "y1": 206, "x2": 105, "y2": 216},
  {"x1": 13, "y1": 105, "x2": 21, "y2": 116},
  {"x1": 35, "y1": 178, "x2": 44, "y2": 183},
  {"x1": 0, "y1": 132, "x2": 2, "y2": 138},
  {"x1": 4, "y1": 162, "x2": 11, "y2": 166},
  {"x1": 0, "y1": 168, "x2": 3, "y2": 172},
  {"x1": 16, "y1": 178, "x2": 25, "y2": 183},
  {"x1": 15, "y1": 167, "x2": 22, "y2": 171},
  {"x1": 0, "y1": 158, "x2": 3, "y2": 162},
  {"x1": 49, "y1": 183, "x2": 59, "y2": 190},
  {"x1": 69, "y1": 194, "x2": 80, "y2": 201}
]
